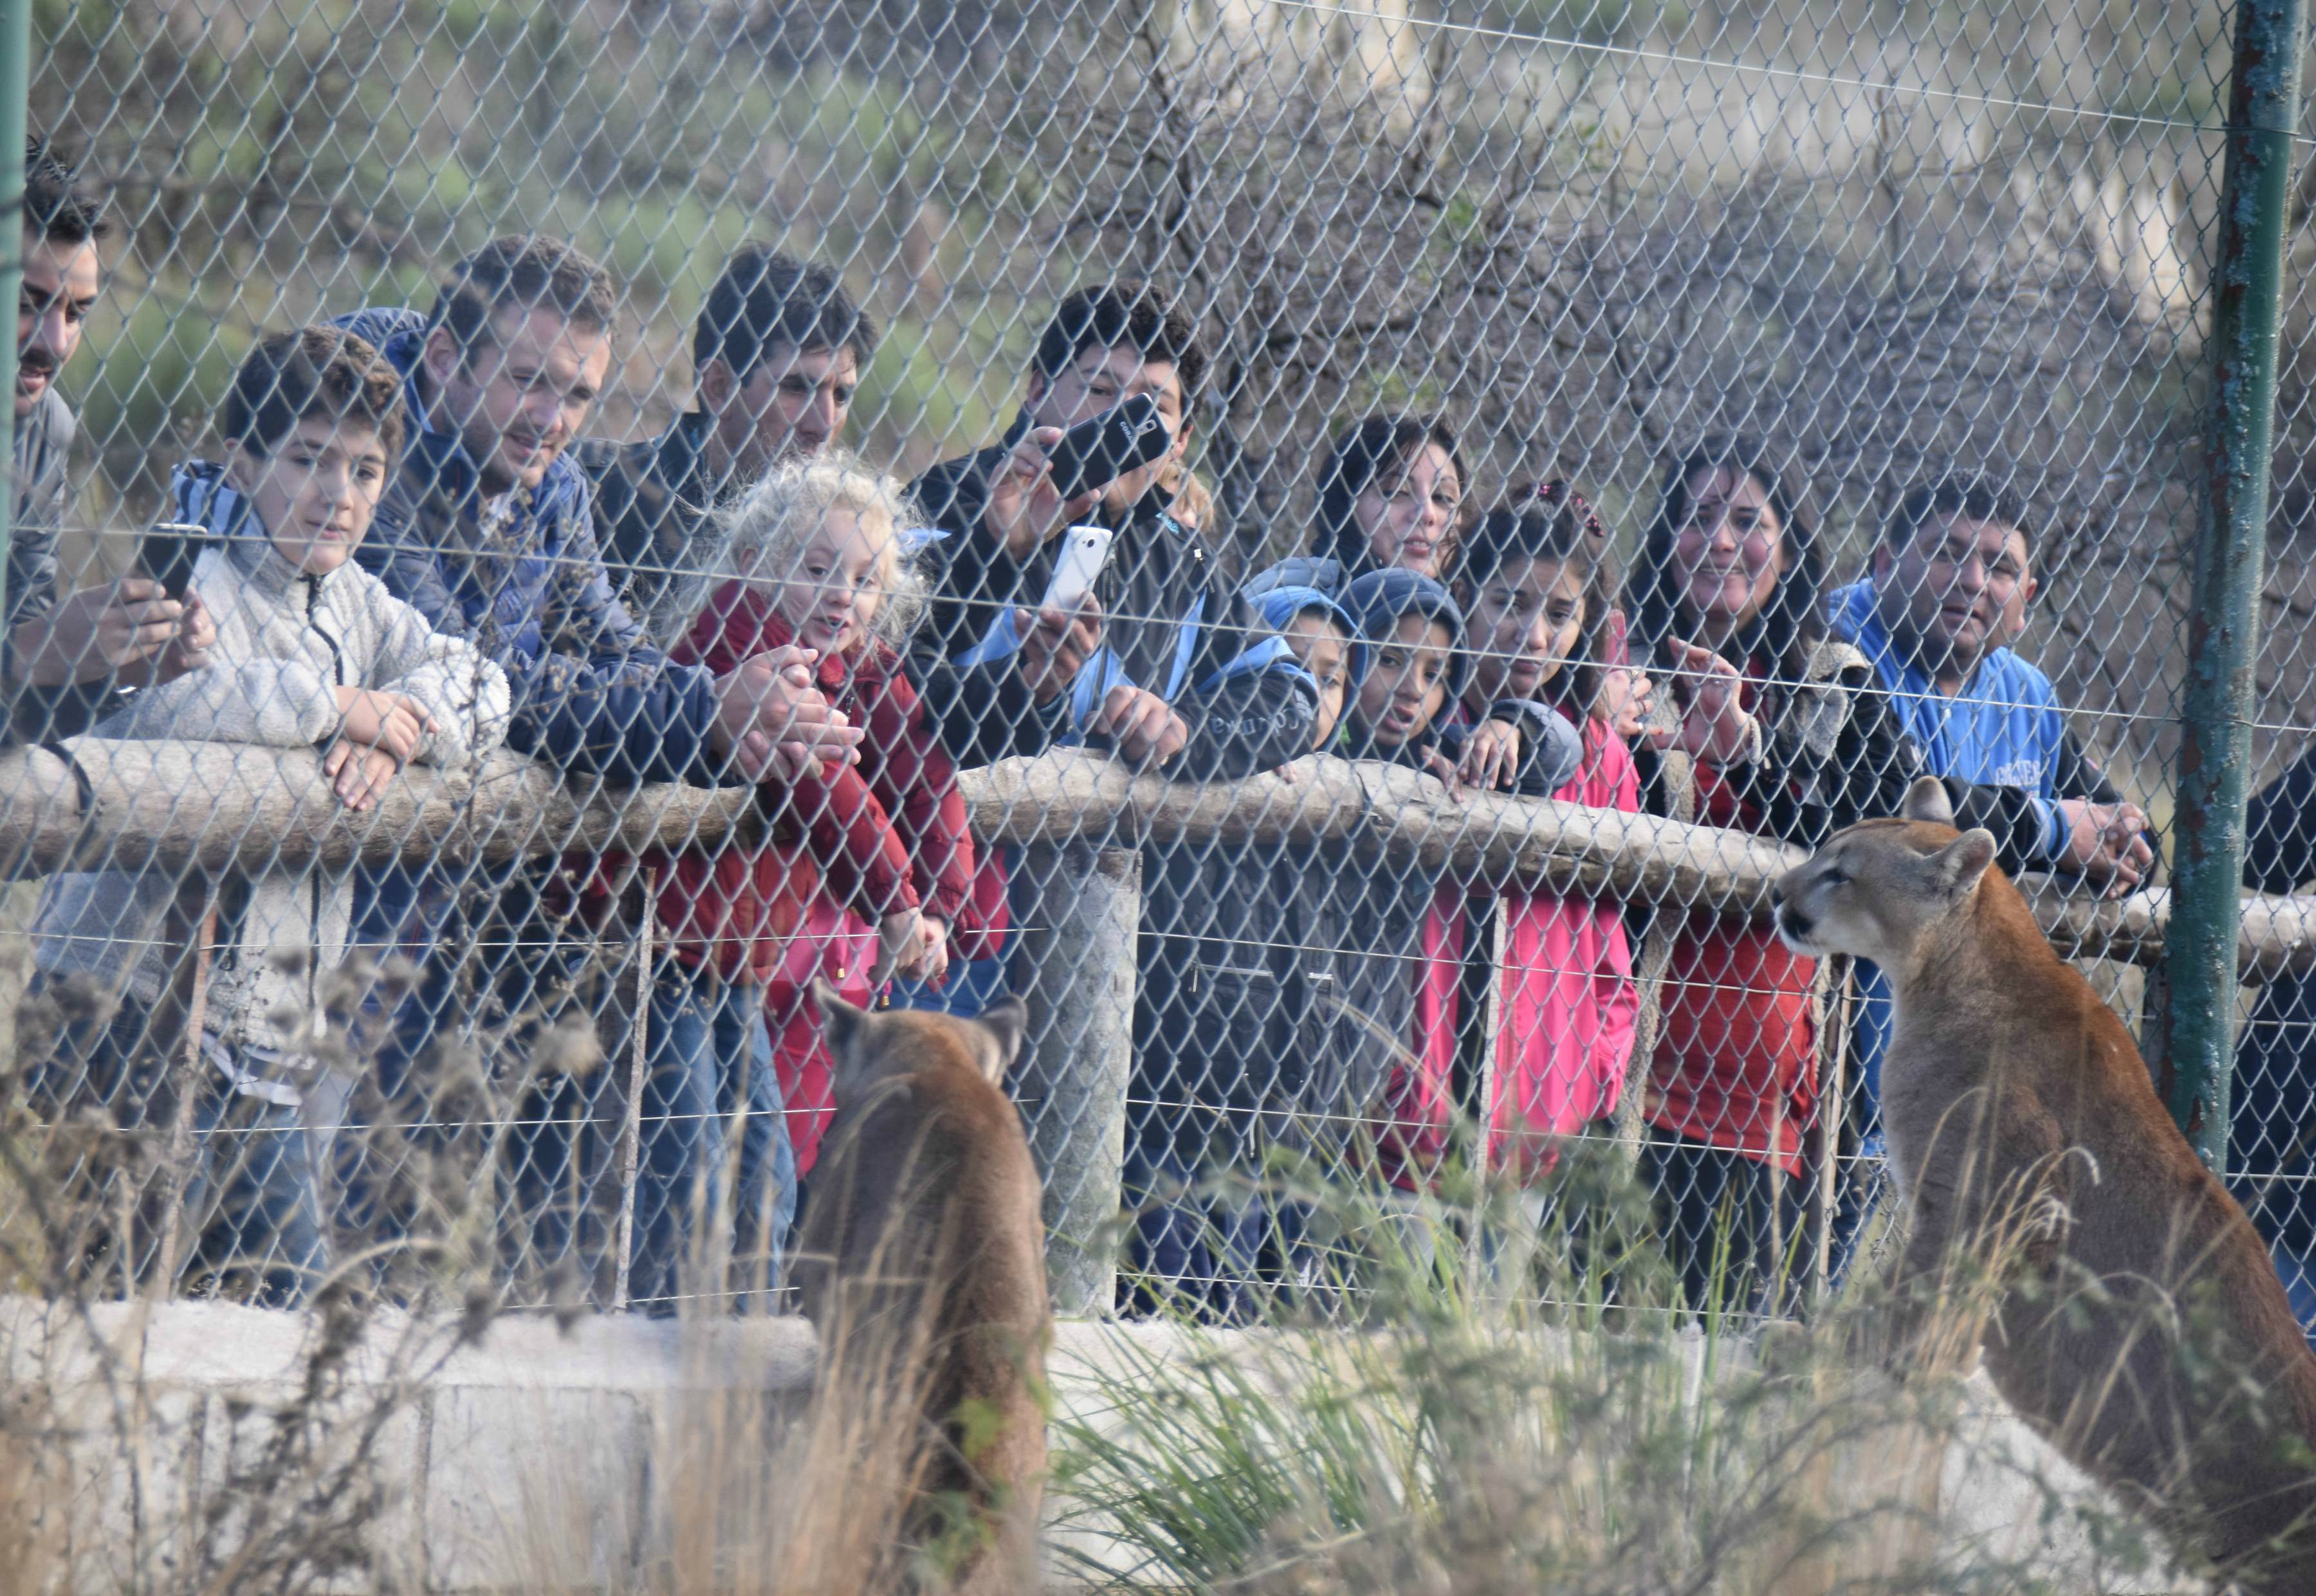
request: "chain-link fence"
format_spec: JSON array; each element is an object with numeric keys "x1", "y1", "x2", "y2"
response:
[{"x1": 3, "y1": 0, "x2": 2313, "y2": 1325}]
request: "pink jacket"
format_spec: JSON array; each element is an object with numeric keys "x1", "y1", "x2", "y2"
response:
[{"x1": 1379, "y1": 716, "x2": 1642, "y2": 1186}]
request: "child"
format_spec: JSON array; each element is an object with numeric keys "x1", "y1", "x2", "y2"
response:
[
  {"x1": 29, "y1": 326, "x2": 510, "y2": 1305},
  {"x1": 1377, "y1": 500, "x2": 1642, "y2": 1190},
  {"x1": 1127, "y1": 585, "x2": 1371, "y2": 1322},
  {"x1": 652, "y1": 452, "x2": 998, "y2": 1233}
]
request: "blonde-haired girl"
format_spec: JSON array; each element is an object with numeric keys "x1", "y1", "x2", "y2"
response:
[{"x1": 654, "y1": 450, "x2": 1000, "y2": 1181}]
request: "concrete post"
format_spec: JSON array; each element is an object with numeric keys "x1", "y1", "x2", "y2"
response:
[{"x1": 1009, "y1": 843, "x2": 1140, "y2": 1317}]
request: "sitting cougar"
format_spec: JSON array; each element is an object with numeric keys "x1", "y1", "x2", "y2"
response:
[
  {"x1": 791, "y1": 984, "x2": 1050, "y2": 1593},
  {"x1": 1774, "y1": 777, "x2": 2316, "y2": 1592}
]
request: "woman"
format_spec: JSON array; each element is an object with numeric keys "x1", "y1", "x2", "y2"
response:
[
  {"x1": 1626, "y1": 438, "x2": 1920, "y2": 1316},
  {"x1": 1247, "y1": 414, "x2": 1467, "y2": 596}
]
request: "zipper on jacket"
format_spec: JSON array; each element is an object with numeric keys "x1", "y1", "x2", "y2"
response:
[{"x1": 307, "y1": 573, "x2": 337, "y2": 1025}]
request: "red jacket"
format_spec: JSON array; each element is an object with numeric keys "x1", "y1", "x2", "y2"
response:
[
  {"x1": 654, "y1": 583, "x2": 1002, "y2": 1172},
  {"x1": 1378, "y1": 715, "x2": 1642, "y2": 1187},
  {"x1": 1644, "y1": 667, "x2": 1817, "y2": 1175}
]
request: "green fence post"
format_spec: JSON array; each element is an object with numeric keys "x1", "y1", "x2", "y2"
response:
[
  {"x1": 0, "y1": 0, "x2": 29, "y2": 631},
  {"x1": 2162, "y1": 0, "x2": 2306, "y2": 1168}
]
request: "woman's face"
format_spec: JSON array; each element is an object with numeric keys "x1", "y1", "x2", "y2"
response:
[
  {"x1": 1464, "y1": 556, "x2": 1585, "y2": 707},
  {"x1": 1671, "y1": 465, "x2": 1786, "y2": 634},
  {"x1": 1353, "y1": 442, "x2": 1462, "y2": 578}
]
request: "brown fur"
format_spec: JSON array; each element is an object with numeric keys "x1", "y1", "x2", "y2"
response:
[
  {"x1": 791, "y1": 986, "x2": 1051, "y2": 1594},
  {"x1": 1774, "y1": 778, "x2": 2316, "y2": 1593}
]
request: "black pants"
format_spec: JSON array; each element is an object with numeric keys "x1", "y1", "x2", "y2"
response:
[{"x1": 1640, "y1": 1130, "x2": 1814, "y2": 1319}]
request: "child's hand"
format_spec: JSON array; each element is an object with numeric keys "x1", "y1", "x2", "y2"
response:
[
  {"x1": 1600, "y1": 666, "x2": 1674, "y2": 748},
  {"x1": 1455, "y1": 717, "x2": 1522, "y2": 793},
  {"x1": 1420, "y1": 746, "x2": 1466, "y2": 803},
  {"x1": 919, "y1": 915, "x2": 952, "y2": 988},
  {"x1": 873, "y1": 910, "x2": 932, "y2": 986},
  {"x1": 335, "y1": 687, "x2": 438, "y2": 764},
  {"x1": 323, "y1": 741, "x2": 404, "y2": 812},
  {"x1": 148, "y1": 585, "x2": 216, "y2": 685}
]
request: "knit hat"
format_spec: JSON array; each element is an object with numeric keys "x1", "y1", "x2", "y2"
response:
[{"x1": 1337, "y1": 567, "x2": 1469, "y2": 701}]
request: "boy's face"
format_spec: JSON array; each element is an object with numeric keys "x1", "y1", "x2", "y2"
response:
[
  {"x1": 226, "y1": 416, "x2": 392, "y2": 576},
  {"x1": 1280, "y1": 610, "x2": 1352, "y2": 751},
  {"x1": 1355, "y1": 612, "x2": 1454, "y2": 749}
]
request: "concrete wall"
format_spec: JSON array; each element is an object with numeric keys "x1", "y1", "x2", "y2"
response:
[{"x1": 2, "y1": 1299, "x2": 2198, "y2": 1593}]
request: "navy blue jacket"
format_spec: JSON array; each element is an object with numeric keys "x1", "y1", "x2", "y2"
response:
[{"x1": 332, "y1": 308, "x2": 732, "y2": 788}]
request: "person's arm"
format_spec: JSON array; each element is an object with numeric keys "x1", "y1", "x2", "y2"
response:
[
  {"x1": 1163, "y1": 586, "x2": 1318, "y2": 780},
  {"x1": 104, "y1": 659, "x2": 343, "y2": 749},
  {"x1": 362, "y1": 585, "x2": 514, "y2": 767},
  {"x1": 872, "y1": 674, "x2": 977, "y2": 923},
  {"x1": 791, "y1": 763, "x2": 921, "y2": 923},
  {"x1": 2054, "y1": 728, "x2": 2123, "y2": 804},
  {"x1": 361, "y1": 495, "x2": 732, "y2": 787},
  {"x1": 2248, "y1": 745, "x2": 2316, "y2": 893}
]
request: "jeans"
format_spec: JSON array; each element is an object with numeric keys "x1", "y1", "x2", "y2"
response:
[
  {"x1": 1825, "y1": 1131, "x2": 1890, "y2": 1293},
  {"x1": 1121, "y1": 1146, "x2": 1319, "y2": 1325},
  {"x1": 1640, "y1": 1131, "x2": 1814, "y2": 1319},
  {"x1": 26, "y1": 979, "x2": 325, "y2": 1307},
  {"x1": 616, "y1": 963, "x2": 797, "y2": 1313}
]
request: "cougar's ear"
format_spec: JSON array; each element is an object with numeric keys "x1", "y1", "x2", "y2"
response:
[
  {"x1": 1900, "y1": 775, "x2": 1957, "y2": 827},
  {"x1": 972, "y1": 997, "x2": 1028, "y2": 1086},
  {"x1": 1929, "y1": 828, "x2": 1997, "y2": 898},
  {"x1": 814, "y1": 980, "x2": 870, "y2": 1069}
]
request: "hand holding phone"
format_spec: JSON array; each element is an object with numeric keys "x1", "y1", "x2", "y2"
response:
[
  {"x1": 1041, "y1": 394, "x2": 1173, "y2": 502},
  {"x1": 1039, "y1": 524, "x2": 1115, "y2": 615},
  {"x1": 140, "y1": 521, "x2": 208, "y2": 603}
]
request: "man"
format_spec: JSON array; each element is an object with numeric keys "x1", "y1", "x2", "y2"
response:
[
  {"x1": 5, "y1": 139, "x2": 213, "y2": 739},
  {"x1": 580, "y1": 248, "x2": 876, "y2": 639},
  {"x1": 1824, "y1": 475, "x2": 2153, "y2": 1281},
  {"x1": 908, "y1": 279, "x2": 1311, "y2": 776},
  {"x1": 334, "y1": 237, "x2": 861, "y2": 1307}
]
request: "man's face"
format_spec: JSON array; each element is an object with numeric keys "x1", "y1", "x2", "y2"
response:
[
  {"x1": 704, "y1": 342, "x2": 858, "y2": 479},
  {"x1": 1026, "y1": 342, "x2": 1190, "y2": 513},
  {"x1": 1875, "y1": 513, "x2": 2030, "y2": 682},
  {"x1": 226, "y1": 416, "x2": 391, "y2": 576},
  {"x1": 422, "y1": 304, "x2": 612, "y2": 493},
  {"x1": 18, "y1": 230, "x2": 100, "y2": 420}
]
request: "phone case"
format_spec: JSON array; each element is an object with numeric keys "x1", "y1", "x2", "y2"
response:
[
  {"x1": 1041, "y1": 525, "x2": 1114, "y2": 613},
  {"x1": 1043, "y1": 394, "x2": 1171, "y2": 501}
]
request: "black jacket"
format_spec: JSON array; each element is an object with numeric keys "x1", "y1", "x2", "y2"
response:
[
  {"x1": 2234, "y1": 746, "x2": 2316, "y2": 1250},
  {"x1": 908, "y1": 415, "x2": 1312, "y2": 778}
]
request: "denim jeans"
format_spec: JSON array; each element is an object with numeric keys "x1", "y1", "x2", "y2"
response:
[
  {"x1": 26, "y1": 978, "x2": 325, "y2": 1307},
  {"x1": 618, "y1": 962, "x2": 798, "y2": 1313},
  {"x1": 1121, "y1": 1146, "x2": 1321, "y2": 1325}
]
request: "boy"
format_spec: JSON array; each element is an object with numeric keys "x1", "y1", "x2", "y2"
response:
[
  {"x1": 28, "y1": 326, "x2": 510, "y2": 1305},
  {"x1": 1127, "y1": 585, "x2": 1372, "y2": 1322}
]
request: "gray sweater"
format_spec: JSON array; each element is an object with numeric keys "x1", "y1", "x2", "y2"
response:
[{"x1": 33, "y1": 522, "x2": 511, "y2": 1057}]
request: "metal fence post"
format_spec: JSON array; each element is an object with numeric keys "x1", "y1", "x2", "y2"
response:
[
  {"x1": 0, "y1": 0, "x2": 29, "y2": 626},
  {"x1": 1011, "y1": 842, "x2": 1139, "y2": 1318},
  {"x1": 2161, "y1": 0, "x2": 2306, "y2": 1169}
]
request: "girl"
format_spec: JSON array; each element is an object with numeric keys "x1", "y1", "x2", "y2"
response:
[
  {"x1": 1624, "y1": 437, "x2": 1924, "y2": 1316},
  {"x1": 655, "y1": 452, "x2": 997, "y2": 1199},
  {"x1": 1374, "y1": 499, "x2": 1651, "y2": 1190},
  {"x1": 1248, "y1": 415, "x2": 1468, "y2": 597}
]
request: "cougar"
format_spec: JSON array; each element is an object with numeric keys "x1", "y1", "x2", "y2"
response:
[
  {"x1": 791, "y1": 984, "x2": 1049, "y2": 1593},
  {"x1": 1773, "y1": 776, "x2": 2316, "y2": 1592}
]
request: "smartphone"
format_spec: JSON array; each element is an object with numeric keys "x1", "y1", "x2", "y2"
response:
[
  {"x1": 1041, "y1": 394, "x2": 1172, "y2": 502},
  {"x1": 140, "y1": 521, "x2": 208, "y2": 603},
  {"x1": 1038, "y1": 524, "x2": 1115, "y2": 615}
]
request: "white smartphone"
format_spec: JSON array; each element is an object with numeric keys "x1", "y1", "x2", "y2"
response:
[{"x1": 1038, "y1": 524, "x2": 1114, "y2": 614}]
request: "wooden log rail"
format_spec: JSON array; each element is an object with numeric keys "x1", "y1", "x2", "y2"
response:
[{"x1": 3, "y1": 738, "x2": 2313, "y2": 981}]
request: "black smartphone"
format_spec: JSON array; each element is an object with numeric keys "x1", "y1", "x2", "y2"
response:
[
  {"x1": 140, "y1": 521, "x2": 208, "y2": 602},
  {"x1": 1041, "y1": 394, "x2": 1172, "y2": 502}
]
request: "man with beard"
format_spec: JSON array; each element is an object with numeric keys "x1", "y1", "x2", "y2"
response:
[{"x1": 5, "y1": 139, "x2": 214, "y2": 738}]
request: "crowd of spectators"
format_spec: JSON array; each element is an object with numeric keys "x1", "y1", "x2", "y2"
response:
[{"x1": 10, "y1": 135, "x2": 2308, "y2": 1334}]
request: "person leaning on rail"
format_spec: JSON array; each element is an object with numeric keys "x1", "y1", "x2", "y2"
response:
[
  {"x1": 1, "y1": 137, "x2": 219, "y2": 743},
  {"x1": 25, "y1": 326, "x2": 509, "y2": 1307},
  {"x1": 577, "y1": 247, "x2": 877, "y2": 643},
  {"x1": 327, "y1": 237, "x2": 865, "y2": 1308}
]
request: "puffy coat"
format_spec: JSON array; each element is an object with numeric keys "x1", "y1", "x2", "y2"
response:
[
  {"x1": 33, "y1": 464, "x2": 510, "y2": 1061},
  {"x1": 1379, "y1": 713, "x2": 1640, "y2": 1186},
  {"x1": 648, "y1": 582, "x2": 1001, "y2": 1173}
]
